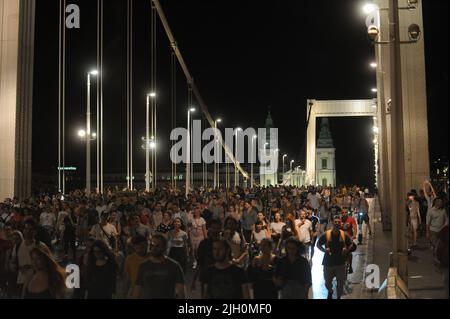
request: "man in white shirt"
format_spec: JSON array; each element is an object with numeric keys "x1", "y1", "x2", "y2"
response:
[
  {"x1": 39, "y1": 209, "x2": 56, "y2": 237},
  {"x1": 89, "y1": 212, "x2": 118, "y2": 252},
  {"x1": 295, "y1": 210, "x2": 313, "y2": 262},
  {"x1": 96, "y1": 200, "x2": 108, "y2": 219},
  {"x1": 307, "y1": 190, "x2": 321, "y2": 213}
]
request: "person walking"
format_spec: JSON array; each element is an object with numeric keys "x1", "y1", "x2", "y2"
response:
[
  {"x1": 317, "y1": 216, "x2": 353, "y2": 299},
  {"x1": 273, "y1": 237, "x2": 312, "y2": 299}
]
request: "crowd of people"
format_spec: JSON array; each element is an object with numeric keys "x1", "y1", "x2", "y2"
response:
[{"x1": 0, "y1": 182, "x2": 447, "y2": 299}]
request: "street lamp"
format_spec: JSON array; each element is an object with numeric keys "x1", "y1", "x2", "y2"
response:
[
  {"x1": 371, "y1": 88, "x2": 378, "y2": 93},
  {"x1": 282, "y1": 154, "x2": 288, "y2": 177},
  {"x1": 86, "y1": 70, "x2": 98, "y2": 194},
  {"x1": 370, "y1": 62, "x2": 378, "y2": 68},
  {"x1": 214, "y1": 118, "x2": 222, "y2": 189},
  {"x1": 290, "y1": 160, "x2": 295, "y2": 171},
  {"x1": 145, "y1": 93, "x2": 157, "y2": 192},
  {"x1": 78, "y1": 130, "x2": 86, "y2": 138},
  {"x1": 234, "y1": 128, "x2": 242, "y2": 187},
  {"x1": 186, "y1": 108, "x2": 195, "y2": 197},
  {"x1": 251, "y1": 135, "x2": 257, "y2": 188},
  {"x1": 363, "y1": 3, "x2": 378, "y2": 14}
]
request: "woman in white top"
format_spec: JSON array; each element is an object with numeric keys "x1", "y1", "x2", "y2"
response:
[
  {"x1": 187, "y1": 204, "x2": 207, "y2": 269},
  {"x1": 270, "y1": 212, "x2": 285, "y2": 247},
  {"x1": 408, "y1": 193, "x2": 422, "y2": 248},
  {"x1": 223, "y1": 217, "x2": 248, "y2": 268},
  {"x1": 169, "y1": 218, "x2": 189, "y2": 273},
  {"x1": 252, "y1": 220, "x2": 271, "y2": 246}
]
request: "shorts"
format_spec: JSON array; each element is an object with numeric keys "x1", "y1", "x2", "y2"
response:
[{"x1": 357, "y1": 212, "x2": 370, "y2": 224}]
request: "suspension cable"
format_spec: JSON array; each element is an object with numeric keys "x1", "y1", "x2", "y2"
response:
[
  {"x1": 130, "y1": 0, "x2": 134, "y2": 191},
  {"x1": 100, "y1": 0, "x2": 104, "y2": 194},
  {"x1": 126, "y1": 0, "x2": 130, "y2": 189},
  {"x1": 96, "y1": 0, "x2": 100, "y2": 194},
  {"x1": 151, "y1": 0, "x2": 251, "y2": 184},
  {"x1": 62, "y1": 0, "x2": 67, "y2": 194},
  {"x1": 58, "y1": 0, "x2": 62, "y2": 193}
]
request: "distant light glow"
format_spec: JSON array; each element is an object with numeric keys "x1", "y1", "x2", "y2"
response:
[
  {"x1": 149, "y1": 92, "x2": 157, "y2": 98},
  {"x1": 78, "y1": 130, "x2": 86, "y2": 138},
  {"x1": 90, "y1": 70, "x2": 99, "y2": 75},
  {"x1": 370, "y1": 62, "x2": 378, "y2": 68},
  {"x1": 363, "y1": 3, "x2": 378, "y2": 14},
  {"x1": 373, "y1": 126, "x2": 379, "y2": 133},
  {"x1": 189, "y1": 108, "x2": 196, "y2": 112},
  {"x1": 371, "y1": 88, "x2": 378, "y2": 93}
]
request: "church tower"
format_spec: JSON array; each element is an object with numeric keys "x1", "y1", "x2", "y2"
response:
[
  {"x1": 259, "y1": 108, "x2": 278, "y2": 186},
  {"x1": 316, "y1": 118, "x2": 336, "y2": 187}
]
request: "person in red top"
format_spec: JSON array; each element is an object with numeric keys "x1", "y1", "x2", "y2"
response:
[
  {"x1": 340, "y1": 208, "x2": 357, "y2": 274},
  {"x1": 341, "y1": 208, "x2": 357, "y2": 240}
]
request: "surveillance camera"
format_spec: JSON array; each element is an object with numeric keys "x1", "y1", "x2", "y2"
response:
[
  {"x1": 408, "y1": 24, "x2": 421, "y2": 41},
  {"x1": 367, "y1": 25, "x2": 380, "y2": 42}
]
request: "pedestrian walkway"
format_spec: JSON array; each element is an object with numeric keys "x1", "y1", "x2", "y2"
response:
[{"x1": 359, "y1": 196, "x2": 447, "y2": 299}]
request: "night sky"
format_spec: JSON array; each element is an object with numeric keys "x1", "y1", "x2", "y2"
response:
[{"x1": 32, "y1": 0, "x2": 449, "y2": 190}]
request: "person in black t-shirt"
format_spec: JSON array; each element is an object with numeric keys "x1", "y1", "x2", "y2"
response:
[
  {"x1": 307, "y1": 209, "x2": 320, "y2": 259},
  {"x1": 133, "y1": 233, "x2": 185, "y2": 299},
  {"x1": 86, "y1": 240, "x2": 118, "y2": 299},
  {"x1": 273, "y1": 237, "x2": 312, "y2": 299},
  {"x1": 202, "y1": 238, "x2": 250, "y2": 299},
  {"x1": 316, "y1": 216, "x2": 353, "y2": 299},
  {"x1": 247, "y1": 238, "x2": 278, "y2": 299},
  {"x1": 191, "y1": 219, "x2": 222, "y2": 294}
]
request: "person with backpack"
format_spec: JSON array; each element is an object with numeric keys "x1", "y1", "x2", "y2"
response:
[
  {"x1": 317, "y1": 216, "x2": 353, "y2": 299},
  {"x1": 89, "y1": 212, "x2": 118, "y2": 254}
]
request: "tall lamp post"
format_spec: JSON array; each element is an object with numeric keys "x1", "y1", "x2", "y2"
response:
[
  {"x1": 86, "y1": 70, "x2": 98, "y2": 194},
  {"x1": 234, "y1": 128, "x2": 242, "y2": 188},
  {"x1": 251, "y1": 135, "x2": 257, "y2": 188},
  {"x1": 186, "y1": 108, "x2": 195, "y2": 198},
  {"x1": 290, "y1": 160, "x2": 295, "y2": 172},
  {"x1": 146, "y1": 92, "x2": 156, "y2": 192},
  {"x1": 282, "y1": 154, "x2": 288, "y2": 180},
  {"x1": 214, "y1": 119, "x2": 222, "y2": 189}
]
